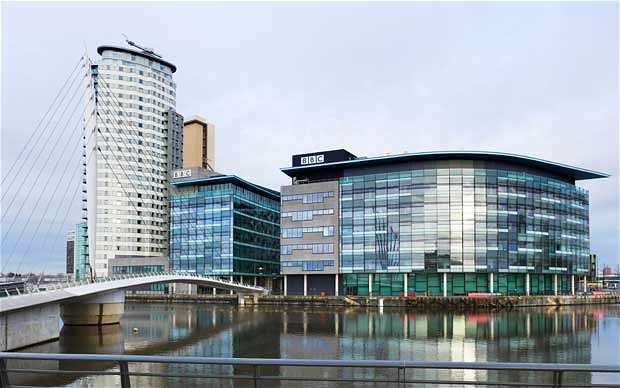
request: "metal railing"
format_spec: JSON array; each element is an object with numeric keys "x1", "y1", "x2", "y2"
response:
[
  {"x1": 0, "y1": 271, "x2": 266, "y2": 298},
  {"x1": 0, "y1": 352, "x2": 618, "y2": 388}
]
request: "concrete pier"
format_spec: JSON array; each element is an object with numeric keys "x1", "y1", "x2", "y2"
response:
[
  {"x1": 0, "y1": 304, "x2": 61, "y2": 351},
  {"x1": 60, "y1": 290, "x2": 125, "y2": 326}
]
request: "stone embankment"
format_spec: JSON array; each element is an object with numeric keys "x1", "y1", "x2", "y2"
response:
[{"x1": 127, "y1": 293, "x2": 620, "y2": 310}]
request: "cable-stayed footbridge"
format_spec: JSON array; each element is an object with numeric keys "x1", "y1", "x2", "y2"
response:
[{"x1": 0, "y1": 271, "x2": 266, "y2": 351}]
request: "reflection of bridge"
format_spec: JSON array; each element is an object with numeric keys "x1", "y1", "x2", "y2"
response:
[
  {"x1": 0, "y1": 272, "x2": 266, "y2": 351},
  {"x1": 8, "y1": 306, "x2": 266, "y2": 387}
]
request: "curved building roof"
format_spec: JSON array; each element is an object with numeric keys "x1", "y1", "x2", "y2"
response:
[
  {"x1": 171, "y1": 174, "x2": 280, "y2": 201},
  {"x1": 281, "y1": 150, "x2": 609, "y2": 181},
  {"x1": 97, "y1": 45, "x2": 177, "y2": 73}
]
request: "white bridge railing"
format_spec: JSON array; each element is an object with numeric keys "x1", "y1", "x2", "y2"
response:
[{"x1": 1, "y1": 271, "x2": 266, "y2": 298}]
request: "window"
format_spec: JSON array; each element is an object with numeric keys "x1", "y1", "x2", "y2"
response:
[
  {"x1": 282, "y1": 191, "x2": 334, "y2": 204},
  {"x1": 281, "y1": 209, "x2": 334, "y2": 221},
  {"x1": 281, "y1": 260, "x2": 334, "y2": 271},
  {"x1": 281, "y1": 243, "x2": 334, "y2": 255},
  {"x1": 282, "y1": 226, "x2": 334, "y2": 238}
]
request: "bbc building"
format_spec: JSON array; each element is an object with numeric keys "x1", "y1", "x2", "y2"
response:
[
  {"x1": 169, "y1": 168, "x2": 281, "y2": 292},
  {"x1": 280, "y1": 150, "x2": 607, "y2": 297}
]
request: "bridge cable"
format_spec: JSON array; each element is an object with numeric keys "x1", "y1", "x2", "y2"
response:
[
  {"x1": 95, "y1": 78, "x2": 169, "y2": 254},
  {"x1": 1, "y1": 117, "x2": 84, "y2": 273},
  {"x1": 94, "y1": 127, "x2": 151, "y2": 234},
  {"x1": 1, "y1": 58, "x2": 84, "y2": 203},
  {"x1": 1, "y1": 57, "x2": 83, "y2": 189},
  {"x1": 0, "y1": 73, "x2": 85, "y2": 222},
  {"x1": 95, "y1": 144, "x2": 151, "y2": 242},
  {"x1": 93, "y1": 103, "x2": 155, "y2": 245},
  {"x1": 24, "y1": 120, "x2": 98, "y2": 276},
  {"x1": 96, "y1": 77, "x2": 174, "y2": 255},
  {"x1": 13, "y1": 148, "x2": 85, "y2": 275},
  {"x1": 0, "y1": 97, "x2": 84, "y2": 248}
]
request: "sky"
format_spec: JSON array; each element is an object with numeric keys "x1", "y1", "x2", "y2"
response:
[{"x1": 1, "y1": 2, "x2": 618, "y2": 274}]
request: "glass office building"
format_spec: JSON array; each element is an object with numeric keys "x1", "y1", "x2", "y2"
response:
[
  {"x1": 170, "y1": 173, "x2": 281, "y2": 290},
  {"x1": 280, "y1": 150, "x2": 608, "y2": 296},
  {"x1": 73, "y1": 222, "x2": 89, "y2": 280}
]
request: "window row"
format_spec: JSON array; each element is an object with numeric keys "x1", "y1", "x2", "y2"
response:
[
  {"x1": 282, "y1": 226, "x2": 334, "y2": 238},
  {"x1": 281, "y1": 243, "x2": 334, "y2": 255},
  {"x1": 281, "y1": 260, "x2": 335, "y2": 271},
  {"x1": 282, "y1": 208, "x2": 334, "y2": 221},
  {"x1": 282, "y1": 191, "x2": 334, "y2": 204}
]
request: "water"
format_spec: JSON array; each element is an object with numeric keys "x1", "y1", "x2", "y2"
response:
[{"x1": 11, "y1": 303, "x2": 620, "y2": 387}]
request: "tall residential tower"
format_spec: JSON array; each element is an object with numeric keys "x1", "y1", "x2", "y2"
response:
[{"x1": 83, "y1": 42, "x2": 178, "y2": 276}]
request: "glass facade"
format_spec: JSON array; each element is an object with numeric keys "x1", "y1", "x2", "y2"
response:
[
  {"x1": 339, "y1": 167, "x2": 590, "y2": 295},
  {"x1": 112, "y1": 265, "x2": 165, "y2": 274},
  {"x1": 74, "y1": 222, "x2": 89, "y2": 280},
  {"x1": 170, "y1": 181, "x2": 280, "y2": 277}
]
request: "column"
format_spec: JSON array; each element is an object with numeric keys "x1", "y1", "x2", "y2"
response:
[
  {"x1": 303, "y1": 274, "x2": 308, "y2": 296},
  {"x1": 489, "y1": 272, "x2": 494, "y2": 294},
  {"x1": 403, "y1": 274, "x2": 408, "y2": 297},
  {"x1": 240, "y1": 275, "x2": 244, "y2": 285},
  {"x1": 582, "y1": 275, "x2": 587, "y2": 293},
  {"x1": 254, "y1": 276, "x2": 257, "y2": 286},
  {"x1": 571, "y1": 274, "x2": 575, "y2": 296},
  {"x1": 526, "y1": 313, "x2": 531, "y2": 338},
  {"x1": 230, "y1": 275, "x2": 234, "y2": 295},
  {"x1": 284, "y1": 275, "x2": 288, "y2": 296},
  {"x1": 334, "y1": 275, "x2": 339, "y2": 296},
  {"x1": 442, "y1": 273, "x2": 448, "y2": 297},
  {"x1": 368, "y1": 274, "x2": 373, "y2": 297},
  {"x1": 212, "y1": 288, "x2": 216, "y2": 295},
  {"x1": 553, "y1": 273, "x2": 558, "y2": 296},
  {"x1": 335, "y1": 313, "x2": 339, "y2": 336},
  {"x1": 525, "y1": 273, "x2": 530, "y2": 296}
]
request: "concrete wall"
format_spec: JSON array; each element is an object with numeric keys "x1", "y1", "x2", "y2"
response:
[
  {"x1": 0, "y1": 304, "x2": 61, "y2": 351},
  {"x1": 107, "y1": 256, "x2": 169, "y2": 275},
  {"x1": 280, "y1": 181, "x2": 340, "y2": 276}
]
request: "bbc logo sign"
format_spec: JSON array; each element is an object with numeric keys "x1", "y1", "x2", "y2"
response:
[
  {"x1": 172, "y1": 169, "x2": 192, "y2": 179},
  {"x1": 301, "y1": 154, "x2": 325, "y2": 165}
]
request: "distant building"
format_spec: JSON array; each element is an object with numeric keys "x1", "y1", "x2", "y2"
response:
[
  {"x1": 169, "y1": 169, "x2": 280, "y2": 292},
  {"x1": 603, "y1": 266, "x2": 613, "y2": 276},
  {"x1": 66, "y1": 230, "x2": 75, "y2": 274},
  {"x1": 165, "y1": 109, "x2": 184, "y2": 172},
  {"x1": 183, "y1": 116, "x2": 215, "y2": 171},
  {"x1": 108, "y1": 256, "x2": 169, "y2": 293},
  {"x1": 74, "y1": 222, "x2": 89, "y2": 280},
  {"x1": 589, "y1": 254, "x2": 597, "y2": 278}
]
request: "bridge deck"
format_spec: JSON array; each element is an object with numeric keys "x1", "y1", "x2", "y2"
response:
[{"x1": 0, "y1": 273, "x2": 266, "y2": 314}]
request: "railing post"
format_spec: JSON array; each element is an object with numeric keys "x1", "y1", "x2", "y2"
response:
[
  {"x1": 119, "y1": 361, "x2": 131, "y2": 388},
  {"x1": 0, "y1": 358, "x2": 10, "y2": 388},
  {"x1": 253, "y1": 364, "x2": 259, "y2": 388},
  {"x1": 552, "y1": 370, "x2": 564, "y2": 388}
]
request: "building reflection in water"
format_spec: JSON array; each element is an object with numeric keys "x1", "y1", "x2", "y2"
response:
[{"x1": 13, "y1": 304, "x2": 617, "y2": 388}]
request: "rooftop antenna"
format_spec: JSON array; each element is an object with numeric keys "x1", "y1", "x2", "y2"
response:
[{"x1": 122, "y1": 33, "x2": 162, "y2": 58}]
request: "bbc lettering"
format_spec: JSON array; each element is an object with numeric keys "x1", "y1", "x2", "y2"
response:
[
  {"x1": 173, "y1": 169, "x2": 192, "y2": 179},
  {"x1": 300, "y1": 154, "x2": 325, "y2": 165}
]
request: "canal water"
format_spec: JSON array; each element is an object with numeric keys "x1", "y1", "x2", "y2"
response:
[{"x1": 11, "y1": 303, "x2": 620, "y2": 387}]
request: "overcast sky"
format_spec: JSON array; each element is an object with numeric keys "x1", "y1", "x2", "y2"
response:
[{"x1": 1, "y1": 2, "x2": 618, "y2": 274}]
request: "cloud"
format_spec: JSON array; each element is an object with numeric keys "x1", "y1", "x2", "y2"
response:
[{"x1": 1, "y1": 1, "x2": 618, "y2": 272}]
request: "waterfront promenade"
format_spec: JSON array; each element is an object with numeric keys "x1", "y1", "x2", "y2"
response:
[{"x1": 127, "y1": 293, "x2": 620, "y2": 310}]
